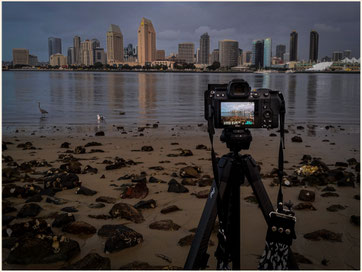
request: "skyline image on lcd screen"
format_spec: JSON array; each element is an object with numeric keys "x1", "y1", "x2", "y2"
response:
[{"x1": 221, "y1": 102, "x2": 255, "y2": 126}]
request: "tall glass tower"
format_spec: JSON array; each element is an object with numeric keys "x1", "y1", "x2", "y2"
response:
[
  {"x1": 309, "y1": 30, "x2": 319, "y2": 62},
  {"x1": 48, "y1": 37, "x2": 62, "y2": 60},
  {"x1": 252, "y1": 39, "x2": 264, "y2": 69},
  {"x1": 290, "y1": 31, "x2": 298, "y2": 61},
  {"x1": 263, "y1": 38, "x2": 272, "y2": 68},
  {"x1": 200, "y1": 33, "x2": 210, "y2": 64}
]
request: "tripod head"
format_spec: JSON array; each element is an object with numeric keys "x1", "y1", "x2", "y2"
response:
[{"x1": 220, "y1": 128, "x2": 252, "y2": 153}]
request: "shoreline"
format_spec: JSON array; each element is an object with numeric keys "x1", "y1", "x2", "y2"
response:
[
  {"x1": 3, "y1": 69, "x2": 361, "y2": 74},
  {"x1": 2, "y1": 123, "x2": 360, "y2": 269}
]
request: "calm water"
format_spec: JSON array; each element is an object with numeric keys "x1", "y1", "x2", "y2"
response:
[{"x1": 2, "y1": 71, "x2": 360, "y2": 130}]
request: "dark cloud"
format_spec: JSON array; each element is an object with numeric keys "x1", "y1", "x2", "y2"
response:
[{"x1": 2, "y1": 2, "x2": 360, "y2": 61}]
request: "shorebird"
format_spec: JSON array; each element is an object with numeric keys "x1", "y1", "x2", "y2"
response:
[
  {"x1": 38, "y1": 102, "x2": 48, "y2": 116},
  {"x1": 97, "y1": 114, "x2": 105, "y2": 121}
]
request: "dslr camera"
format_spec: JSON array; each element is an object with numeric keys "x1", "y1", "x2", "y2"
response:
[{"x1": 204, "y1": 79, "x2": 283, "y2": 129}]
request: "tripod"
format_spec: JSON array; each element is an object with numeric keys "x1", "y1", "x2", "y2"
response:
[{"x1": 184, "y1": 128, "x2": 298, "y2": 270}]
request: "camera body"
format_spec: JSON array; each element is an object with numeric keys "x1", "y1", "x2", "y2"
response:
[{"x1": 204, "y1": 79, "x2": 283, "y2": 129}]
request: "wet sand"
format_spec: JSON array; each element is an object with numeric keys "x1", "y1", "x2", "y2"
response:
[{"x1": 2, "y1": 123, "x2": 360, "y2": 269}]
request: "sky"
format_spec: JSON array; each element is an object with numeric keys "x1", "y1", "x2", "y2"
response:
[{"x1": 2, "y1": 1, "x2": 360, "y2": 62}]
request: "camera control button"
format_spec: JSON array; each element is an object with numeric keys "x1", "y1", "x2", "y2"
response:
[
  {"x1": 263, "y1": 105, "x2": 268, "y2": 109},
  {"x1": 252, "y1": 93, "x2": 259, "y2": 98},
  {"x1": 263, "y1": 110, "x2": 272, "y2": 118},
  {"x1": 263, "y1": 92, "x2": 270, "y2": 97}
]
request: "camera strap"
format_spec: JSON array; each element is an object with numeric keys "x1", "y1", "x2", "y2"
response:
[
  {"x1": 277, "y1": 92, "x2": 286, "y2": 212},
  {"x1": 258, "y1": 92, "x2": 297, "y2": 270}
]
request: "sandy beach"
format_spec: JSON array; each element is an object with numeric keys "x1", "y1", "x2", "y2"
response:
[{"x1": 2, "y1": 123, "x2": 360, "y2": 269}]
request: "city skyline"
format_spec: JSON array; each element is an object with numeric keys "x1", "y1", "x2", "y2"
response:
[{"x1": 3, "y1": 2, "x2": 360, "y2": 62}]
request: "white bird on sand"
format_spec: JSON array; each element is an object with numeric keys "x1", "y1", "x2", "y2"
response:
[
  {"x1": 97, "y1": 114, "x2": 105, "y2": 121},
  {"x1": 38, "y1": 102, "x2": 48, "y2": 115}
]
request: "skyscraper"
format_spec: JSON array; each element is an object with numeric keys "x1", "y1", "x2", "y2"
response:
[
  {"x1": 137, "y1": 17, "x2": 156, "y2": 65},
  {"x1": 107, "y1": 24, "x2": 124, "y2": 64},
  {"x1": 276, "y1": 45, "x2": 286, "y2": 60},
  {"x1": 252, "y1": 39, "x2": 264, "y2": 68},
  {"x1": 263, "y1": 38, "x2": 272, "y2": 67},
  {"x1": 67, "y1": 47, "x2": 75, "y2": 65},
  {"x1": 219, "y1": 40, "x2": 239, "y2": 68},
  {"x1": 242, "y1": 51, "x2": 252, "y2": 65},
  {"x1": 332, "y1": 51, "x2": 343, "y2": 61},
  {"x1": 290, "y1": 31, "x2": 298, "y2": 61},
  {"x1": 178, "y1": 43, "x2": 195, "y2": 63},
  {"x1": 94, "y1": 48, "x2": 106, "y2": 64},
  {"x1": 309, "y1": 30, "x2": 319, "y2": 62},
  {"x1": 80, "y1": 40, "x2": 92, "y2": 66},
  {"x1": 343, "y1": 50, "x2": 351, "y2": 59},
  {"x1": 48, "y1": 37, "x2": 62, "y2": 60},
  {"x1": 73, "y1": 36, "x2": 81, "y2": 65},
  {"x1": 200, "y1": 33, "x2": 210, "y2": 64},
  {"x1": 13, "y1": 48, "x2": 29, "y2": 65},
  {"x1": 210, "y1": 49, "x2": 219, "y2": 63}
]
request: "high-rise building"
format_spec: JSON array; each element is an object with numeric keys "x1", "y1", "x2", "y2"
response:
[
  {"x1": 80, "y1": 40, "x2": 93, "y2": 66},
  {"x1": 94, "y1": 48, "x2": 106, "y2": 64},
  {"x1": 137, "y1": 17, "x2": 156, "y2": 65},
  {"x1": 156, "y1": 50, "x2": 165, "y2": 61},
  {"x1": 200, "y1": 33, "x2": 210, "y2": 64},
  {"x1": 290, "y1": 31, "x2": 298, "y2": 61},
  {"x1": 343, "y1": 50, "x2": 352, "y2": 59},
  {"x1": 242, "y1": 51, "x2": 252, "y2": 65},
  {"x1": 276, "y1": 44, "x2": 286, "y2": 61},
  {"x1": 124, "y1": 44, "x2": 133, "y2": 57},
  {"x1": 48, "y1": 37, "x2": 62, "y2": 61},
  {"x1": 332, "y1": 51, "x2": 343, "y2": 61},
  {"x1": 49, "y1": 53, "x2": 67, "y2": 67},
  {"x1": 309, "y1": 30, "x2": 319, "y2": 62},
  {"x1": 196, "y1": 48, "x2": 200, "y2": 64},
  {"x1": 13, "y1": 48, "x2": 29, "y2": 65},
  {"x1": 29, "y1": 55, "x2": 38, "y2": 66},
  {"x1": 67, "y1": 47, "x2": 75, "y2": 65},
  {"x1": 107, "y1": 24, "x2": 124, "y2": 64},
  {"x1": 92, "y1": 39, "x2": 100, "y2": 48},
  {"x1": 264, "y1": 38, "x2": 272, "y2": 67},
  {"x1": 219, "y1": 40, "x2": 239, "y2": 68},
  {"x1": 73, "y1": 36, "x2": 81, "y2": 65},
  {"x1": 252, "y1": 39, "x2": 264, "y2": 68},
  {"x1": 178, "y1": 42, "x2": 195, "y2": 63},
  {"x1": 211, "y1": 49, "x2": 219, "y2": 63},
  {"x1": 124, "y1": 44, "x2": 138, "y2": 62}
]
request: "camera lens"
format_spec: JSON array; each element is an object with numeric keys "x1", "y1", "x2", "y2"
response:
[{"x1": 227, "y1": 79, "x2": 250, "y2": 98}]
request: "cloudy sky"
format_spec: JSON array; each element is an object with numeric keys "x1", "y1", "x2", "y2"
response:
[{"x1": 2, "y1": 1, "x2": 360, "y2": 62}]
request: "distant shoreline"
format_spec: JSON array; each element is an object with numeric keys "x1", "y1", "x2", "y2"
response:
[{"x1": 3, "y1": 69, "x2": 360, "y2": 74}]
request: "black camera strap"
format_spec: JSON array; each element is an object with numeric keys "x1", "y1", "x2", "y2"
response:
[
  {"x1": 258, "y1": 92, "x2": 297, "y2": 270},
  {"x1": 277, "y1": 92, "x2": 286, "y2": 212}
]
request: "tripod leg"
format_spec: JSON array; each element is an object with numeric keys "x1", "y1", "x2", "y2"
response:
[
  {"x1": 242, "y1": 154, "x2": 299, "y2": 270},
  {"x1": 184, "y1": 156, "x2": 233, "y2": 269},
  {"x1": 241, "y1": 155, "x2": 274, "y2": 222},
  {"x1": 184, "y1": 180, "x2": 222, "y2": 269},
  {"x1": 230, "y1": 171, "x2": 241, "y2": 269}
]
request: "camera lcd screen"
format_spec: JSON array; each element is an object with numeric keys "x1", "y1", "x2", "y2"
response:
[{"x1": 221, "y1": 102, "x2": 255, "y2": 126}]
